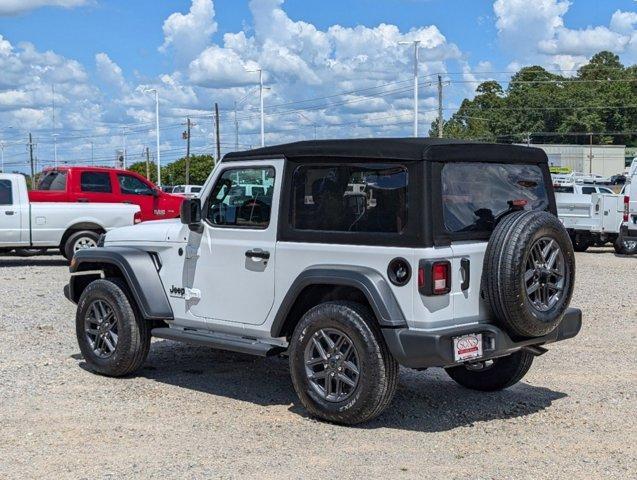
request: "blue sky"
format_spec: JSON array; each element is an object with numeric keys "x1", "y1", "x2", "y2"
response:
[{"x1": 0, "y1": 0, "x2": 635, "y2": 173}]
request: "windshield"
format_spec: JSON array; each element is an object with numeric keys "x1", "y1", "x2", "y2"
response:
[{"x1": 442, "y1": 162, "x2": 549, "y2": 233}]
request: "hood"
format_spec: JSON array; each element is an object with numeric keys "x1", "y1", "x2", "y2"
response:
[{"x1": 105, "y1": 218, "x2": 187, "y2": 244}]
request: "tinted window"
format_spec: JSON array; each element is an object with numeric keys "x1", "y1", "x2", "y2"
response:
[
  {"x1": 581, "y1": 186, "x2": 596, "y2": 195},
  {"x1": 442, "y1": 163, "x2": 549, "y2": 233},
  {"x1": 599, "y1": 187, "x2": 614, "y2": 194},
  {"x1": 81, "y1": 172, "x2": 112, "y2": 193},
  {"x1": 191, "y1": 187, "x2": 201, "y2": 193},
  {"x1": 291, "y1": 164, "x2": 408, "y2": 233},
  {"x1": 0, "y1": 179, "x2": 12, "y2": 205},
  {"x1": 117, "y1": 174, "x2": 154, "y2": 195},
  {"x1": 37, "y1": 171, "x2": 67, "y2": 191},
  {"x1": 172, "y1": 186, "x2": 185, "y2": 193},
  {"x1": 205, "y1": 167, "x2": 275, "y2": 229},
  {"x1": 554, "y1": 185, "x2": 574, "y2": 193}
]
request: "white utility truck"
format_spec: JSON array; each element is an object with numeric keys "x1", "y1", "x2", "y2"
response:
[
  {"x1": 0, "y1": 173, "x2": 141, "y2": 258},
  {"x1": 556, "y1": 188, "x2": 635, "y2": 254}
]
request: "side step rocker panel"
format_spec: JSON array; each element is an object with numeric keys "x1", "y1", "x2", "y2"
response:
[{"x1": 151, "y1": 328, "x2": 284, "y2": 357}]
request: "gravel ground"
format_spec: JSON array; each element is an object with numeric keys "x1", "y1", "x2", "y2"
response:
[{"x1": 0, "y1": 249, "x2": 635, "y2": 479}]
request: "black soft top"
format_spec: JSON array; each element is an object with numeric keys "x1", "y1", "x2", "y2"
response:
[{"x1": 222, "y1": 138, "x2": 548, "y2": 164}]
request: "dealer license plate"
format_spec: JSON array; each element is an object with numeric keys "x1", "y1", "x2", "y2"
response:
[{"x1": 453, "y1": 333, "x2": 483, "y2": 362}]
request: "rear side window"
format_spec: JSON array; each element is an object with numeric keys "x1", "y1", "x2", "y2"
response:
[
  {"x1": 0, "y1": 179, "x2": 12, "y2": 205},
  {"x1": 191, "y1": 187, "x2": 201, "y2": 193},
  {"x1": 442, "y1": 163, "x2": 548, "y2": 233},
  {"x1": 554, "y1": 185, "x2": 574, "y2": 193},
  {"x1": 291, "y1": 164, "x2": 408, "y2": 233},
  {"x1": 37, "y1": 171, "x2": 67, "y2": 191},
  {"x1": 581, "y1": 186, "x2": 596, "y2": 195},
  {"x1": 117, "y1": 174, "x2": 154, "y2": 195},
  {"x1": 81, "y1": 172, "x2": 112, "y2": 193}
]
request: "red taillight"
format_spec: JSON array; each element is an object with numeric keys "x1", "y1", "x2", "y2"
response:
[
  {"x1": 624, "y1": 196, "x2": 629, "y2": 222},
  {"x1": 418, "y1": 260, "x2": 451, "y2": 296},
  {"x1": 134, "y1": 211, "x2": 142, "y2": 224}
]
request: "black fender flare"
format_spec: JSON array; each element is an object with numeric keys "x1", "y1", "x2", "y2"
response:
[
  {"x1": 68, "y1": 246, "x2": 173, "y2": 321},
  {"x1": 270, "y1": 265, "x2": 406, "y2": 337}
]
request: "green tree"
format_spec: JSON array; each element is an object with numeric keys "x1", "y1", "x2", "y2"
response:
[
  {"x1": 128, "y1": 154, "x2": 215, "y2": 187},
  {"x1": 430, "y1": 51, "x2": 636, "y2": 147}
]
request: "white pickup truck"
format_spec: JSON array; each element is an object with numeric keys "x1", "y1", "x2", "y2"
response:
[{"x1": 0, "y1": 173, "x2": 140, "y2": 259}]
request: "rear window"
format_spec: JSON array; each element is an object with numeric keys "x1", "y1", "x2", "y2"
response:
[
  {"x1": 37, "y1": 171, "x2": 67, "y2": 191},
  {"x1": 81, "y1": 172, "x2": 112, "y2": 193},
  {"x1": 554, "y1": 185, "x2": 574, "y2": 193},
  {"x1": 291, "y1": 164, "x2": 408, "y2": 233},
  {"x1": 442, "y1": 162, "x2": 549, "y2": 233},
  {"x1": 0, "y1": 179, "x2": 12, "y2": 205}
]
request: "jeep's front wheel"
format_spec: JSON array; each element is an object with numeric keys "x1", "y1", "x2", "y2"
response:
[
  {"x1": 445, "y1": 350, "x2": 534, "y2": 391},
  {"x1": 76, "y1": 278, "x2": 150, "y2": 377},
  {"x1": 289, "y1": 301, "x2": 399, "y2": 425}
]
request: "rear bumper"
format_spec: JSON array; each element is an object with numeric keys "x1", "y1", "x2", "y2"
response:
[
  {"x1": 620, "y1": 224, "x2": 637, "y2": 242},
  {"x1": 382, "y1": 307, "x2": 582, "y2": 369}
]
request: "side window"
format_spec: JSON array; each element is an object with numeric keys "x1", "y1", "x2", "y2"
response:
[
  {"x1": 0, "y1": 179, "x2": 12, "y2": 205},
  {"x1": 291, "y1": 164, "x2": 408, "y2": 233},
  {"x1": 80, "y1": 172, "x2": 112, "y2": 193},
  {"x1": 205, "y1": 167, "x2": 275, "y2": 229},
  {"x1": 37, "y1": 171, "x2": 67, "y2": 191},
  {"x1": 599, "y1": 187, "x2": 613, "y2": 194},
  {"x1": 554, "y1": 185, "x2": 574, "y2": 193},
  {"x1": 117, "y1": 174, "x2": 154, "y2": 195},
  {"x1": 581, "y1": 186, "x2": 595, "y2": 195}
]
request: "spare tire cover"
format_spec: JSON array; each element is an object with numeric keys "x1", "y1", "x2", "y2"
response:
[{"x1": 482, "y1": 210, "x2": 575, "y2": 337}]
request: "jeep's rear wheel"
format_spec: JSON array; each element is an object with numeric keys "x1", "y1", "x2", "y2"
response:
[
  {"x1": 289, "y1": 301, "x2": 399, "y2": 425},
  {"x1": 445, "y1": 350, "x2": 534, "y2": 391},
  {"x1": 76, "y1": 278, "x2": 150, "y2": 377},
  {"x1": 482, "y1": 210, "x2": 575, "y2": 338}
]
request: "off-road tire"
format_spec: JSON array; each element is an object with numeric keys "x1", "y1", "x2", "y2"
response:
[
  {"x1": 63, "y1": 230, "x2": 100, "y2": 260},
  {"x1": 613, "y1": 236, "x2": 637, "y2": 255},
  {"x1": 482, "y1": 210, "x2": 575, "y2": 338},
  {"x1": 76, "y1": 278, "x2": 151, "y2": 377},
  {"x1": 445, "y1": 350, "x2": 534, "y2": 391},
  {"x1": 289, "y1": 301, "x2": 399, "y2": 425}
]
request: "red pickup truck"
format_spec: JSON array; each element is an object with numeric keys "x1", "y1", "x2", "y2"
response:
[{"x1": 29, "y1": 166, "x2": 184, "y2": 222}]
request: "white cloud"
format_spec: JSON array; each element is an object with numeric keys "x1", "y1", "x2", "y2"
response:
[
  {"x1": 494, "y1": 0, "x2": 636, "y2": 71},
  {"x1": 159, "y1": 0, "x2": 218, "y2": 66},
  {"x1": 95, "y1": 53, "x2": 127, "y2": 92},
  {"x1": 0, "y1": 0, "x2": 89, "y2": 16}
]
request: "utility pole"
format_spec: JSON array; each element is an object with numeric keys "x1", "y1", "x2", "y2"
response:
[
  {"x1": 437, "y1": 75, "x2": 443, "y2": 138},
  {"x1": 28, "y1": 133, "x2": 35, "y2": 189},
  {"x1": 90, "y1": 141, "x2": 94, "y2": 164},
  {"x1": 121, "y1": 129, "x2": 127, "y2": 169},
  {"x1": 184, "y1": 118, "x2": 191, "y2": 185},
  {"x1": 588, "y1": 133, "x2": 594, "y2": 174},
  {"x1": 52, "y1": 133, "x2": 59, "y2": 167},
  {"x1": 145, "y1": 146, "x2": 150, "y2": 180},
  {"x1": 215, "y1": 102, "x2": 221, "y2": 162},
  {"x1": 234, "y1": 100, "x2": 239, "y2": 151},
  {"x1": 0, "y1": 141, "x2": 4, "y2": 173}
]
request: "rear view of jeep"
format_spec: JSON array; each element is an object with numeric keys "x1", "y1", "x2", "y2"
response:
[{"x1": 67, "y1": 138, "x2": 581, "y2": 425}]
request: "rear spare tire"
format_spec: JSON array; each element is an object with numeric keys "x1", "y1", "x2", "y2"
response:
[{"x1": 482, "y1": 210, "x2": 575, "y2": 338}]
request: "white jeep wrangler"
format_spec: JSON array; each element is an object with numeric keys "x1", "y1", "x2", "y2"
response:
[{"x1": 65, "y1": 139, "x2": 582, "y2": 425}]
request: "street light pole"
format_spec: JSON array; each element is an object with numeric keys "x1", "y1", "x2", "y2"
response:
[
  {"x1": 399, "y1": 40, "x2": 421, "y2": 137},
  {"x1": 142, "y1": 88, "x2": 162, "y2": 186},
  {"x1": 246, "y1": 68, "x2": 265, "y2": 147},
  {"x1": 0, "y1": 141, "x2": 4, "y2": 173},
  {"x1": 52, "y1": 133, "x2": 59, "y2": 167}
]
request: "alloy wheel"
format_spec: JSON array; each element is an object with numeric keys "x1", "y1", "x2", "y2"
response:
[
  {"x1": 84, "y1": 299, "x2": 119, "y2": 359},
  {"x1": 524, "y1": 237, "x2": 566, "y2": 312}
]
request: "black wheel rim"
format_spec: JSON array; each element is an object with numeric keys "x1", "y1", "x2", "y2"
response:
[
  {"x1": 84, "y1": 299, "x2": 119, "y2": 359},
  {"x1": 524, "y1": 237, "x2": 566, "y2": 312},
  {"x1": 303, "y1": 328, "x2": 360, "y2": 402}
]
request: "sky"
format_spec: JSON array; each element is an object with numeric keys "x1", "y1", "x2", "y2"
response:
[{"x1": 0, "y1": 0, "x2": 636, "y2": 174}]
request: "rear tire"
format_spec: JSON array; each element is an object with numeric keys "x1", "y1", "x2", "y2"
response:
[
  {"x1": 76, "y1": 278, "x2": 150, "y2": 377},
  {"x1": 614, "y1": 236, "x2": 637, "y2": 255},
  {"x1": 64, "y1": 230, "x2": 100, "y2": 260},
  {"x1": 445, "y1": 350, "x2": 534, "y2": 391},
  {"x1": 288, "y1": 301, "x2": 399, "y2": 425},
  {"x1": 571, "y1": 235, "x2": 591, "y2": 252}
]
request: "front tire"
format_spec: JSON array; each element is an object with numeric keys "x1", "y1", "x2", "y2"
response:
[
  {"x1": 289, "y1": 301, "x2": 399, "y2": 425},
  {"x1": 76, "y1": 278, "x2": 150, "y2": 377},
  {"x1": 445, "y1": 350, "x2": 534, "y2": 391}
]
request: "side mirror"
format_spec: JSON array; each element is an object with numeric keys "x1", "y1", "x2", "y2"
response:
[{"x1": 180, "y1": 198, "x2": 203, "y2": 232}]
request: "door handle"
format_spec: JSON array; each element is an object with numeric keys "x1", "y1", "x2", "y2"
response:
[
  {"x1": 460, "y1": 258, "x2": 470, "y2": 291},
  {"x1": 4, "y1": 210, "x2": 15, "y2": 215},
  {"x1": 245, "y1": 249, "x2": 270, "y2": 260}
]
